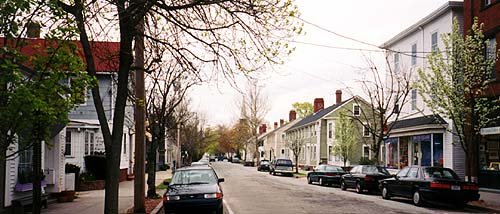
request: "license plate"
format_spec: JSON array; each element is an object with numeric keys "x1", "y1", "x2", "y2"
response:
[{"x1": 451, "y1": 185, "x2": 460, "y2": 190}]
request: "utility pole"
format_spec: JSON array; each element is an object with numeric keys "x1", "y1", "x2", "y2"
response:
[{"x1": 133, "y1": 18, "x2": 146, "y2": 213}]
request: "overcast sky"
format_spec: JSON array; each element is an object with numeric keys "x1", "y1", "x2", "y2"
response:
[{"x1": 189, "y1": 0, "x2": 453, "y2": 127}]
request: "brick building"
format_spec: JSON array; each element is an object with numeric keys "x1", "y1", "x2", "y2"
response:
[{"x1": 464, "y1": 0, "x2": 500, "y2": 190}]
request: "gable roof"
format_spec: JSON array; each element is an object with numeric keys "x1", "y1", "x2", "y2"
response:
[
  {"x1": 287, "y1": 98, "x2": 353, "y2": 131},
  {"x1": 381, "y1": 1, "x2": 462, "y2": 48},
  {"x1": 389, "y1": 114, "x2": 447, "y2": 130},
  {"x1": 0, "y1": 37, "x2": 119, "y2": 72},
  {"x1": 258, "y1": 119, "x2": 300, "y2": 141}
]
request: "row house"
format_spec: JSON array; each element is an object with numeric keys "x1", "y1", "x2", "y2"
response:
[
  {"x1": 465, "y1": 0, "x2": 500, "y2": 190},
  {"x1": 285, "y1": 91, "x2": 374, "y2": 169},
  {"x1": 258, "y1": 110, "x2": 299, "y2": 161},
  {"x1": 381, "y1": 1, "x2": 466, "y2": 177}
]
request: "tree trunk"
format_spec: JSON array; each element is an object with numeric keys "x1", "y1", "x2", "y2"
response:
[
  {"x1": 32, "y1": 138, "x2": 42, "y2": 214},
  {"x1": 0, "y1": 144, "x2": 6, "y2": 212},
  {"x1": 146, "y1": 136, "x2": 158, "y2": 198},
  {"x1": 295, "y1": 155, "x2": 299, "y2": 173}
]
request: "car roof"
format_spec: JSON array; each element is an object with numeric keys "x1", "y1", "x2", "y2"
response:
[{"x1": 177, "y1": 165, "x2": 213, "y2": 171}]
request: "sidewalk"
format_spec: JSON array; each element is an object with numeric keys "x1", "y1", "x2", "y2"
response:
[
  {"x1": 42, "y1": 170, "x2": 172, "y2": 214},
  {"x1": 471, "y1": 190, "x2": 500, "y2": 211}
]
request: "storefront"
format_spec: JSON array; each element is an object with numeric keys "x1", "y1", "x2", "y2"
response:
[
  {"x1": 385, "y1": 133, "x2": 443, "y2": 169},
  {"x1": 479, "y1": 126, "x2": 500, "y2": 190}
]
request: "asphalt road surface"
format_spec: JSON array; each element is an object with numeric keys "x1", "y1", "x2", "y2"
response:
[{"x1": 211, "y1": 161, "x2": 496, "y2": 214}]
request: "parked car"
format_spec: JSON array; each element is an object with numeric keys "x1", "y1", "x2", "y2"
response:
[
  {"x1": 269, "y1": 159, "x2": 294, "y2": 176},
  {"x1": 231, "y1": 157, "x2": 241, "y2": 163},
  {"x1": 257, "y1": 160, "x2": 270, "y2": 171},
  {"x1": 379, "y1": 166, "x2": 480, "y2": 207},
  {"x1": 217, "y1": 156, "x2": 224, "y2": 161},
  {"x1": 307, "y1": 165, "x2": 346, "y2": 186},
  {"x1": 191, "y1": 161, "x2": 209, "y2": 167},
  {"x1": 163, "y1": 165, "x2": 225, "y2": 214},
  {"x1": 244, "y1": 161, "x2": 255, "y2": 167},
  {"x1": 341, "y1": 165, "x2": 392, "y2": 194},
  {"x1": 209, "y1": 156, "x2": 216, "y2": 162}
]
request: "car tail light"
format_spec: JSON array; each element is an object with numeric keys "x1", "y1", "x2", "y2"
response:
[
  {"x1": 462, "y1": 184, "x2": 479, "y2": 191},
  {"x1": 164, "y1": 195, "x2": 180, "y2": 201},
  {"x1": 430, "y1": 182, "x2": 451, "y2": 189},
  {"x1": 326, "y1": 173, "x2": 335, "y2": 176},
  {"x1": 204, "y1": 192, "x2": 223, "y2": 199}
]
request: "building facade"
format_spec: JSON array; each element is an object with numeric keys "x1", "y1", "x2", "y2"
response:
[
  {"x1": 258, "y1": 111, "x2": 299, "y2": 162},
  {"x1": 381, "y1": 1, "x2": 466, "y2": 177},
  {"x1": 464, "y1": 0, "x2": 500, "y2": 189}
]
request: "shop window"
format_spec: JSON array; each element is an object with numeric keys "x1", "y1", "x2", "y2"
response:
[
  {"x1": 399, "y1": 137, "x2": 409, "y2": 168},
  {"x1": 433, "y1": 133, "x2": 443, "y2": 167},
  {"x1": 385, "y1": 138, "x2": 399, "y2": 168}
]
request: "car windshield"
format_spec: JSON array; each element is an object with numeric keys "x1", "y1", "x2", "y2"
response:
[
  {"x1": 362, "y1": 166, "x2": 390, "y2": 175},
  {"x1": 324, "y1": 166, "x2": 344, "y2": 172},
  {"x1": 261, "y1": 160, "x2": 270, "y2": 164},
  {"x1": 170, "y1": 169, "x2": 218, "y2": 185},
  {"x1": 424, "y1": 168, "x2": 459, "y2": 180},
  {"x1": 276, "y1": 160, "x2": 293, "y2": 166}
]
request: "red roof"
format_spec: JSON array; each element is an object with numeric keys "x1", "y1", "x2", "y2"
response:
[{"x1": 0, "y1": 37, "x2": 119, "y2": 72}]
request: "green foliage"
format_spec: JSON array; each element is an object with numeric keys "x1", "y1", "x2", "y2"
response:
[
  {"x1": 292, "y1": 102, "x2": 313, "y2": 118},
  {"x1": 332, "y1": 113, "x2": 357, "y2": 167},
  {"x1": 358, "y1": 157, "x2": 376, "y2": 165},
  {"x1": 416, "y1": 18, "x2": 500, "y2": 154}
]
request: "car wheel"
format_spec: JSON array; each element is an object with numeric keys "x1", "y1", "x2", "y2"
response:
[
  {"x1": 307, "y1": 176, "x2": 312, "y2": 184},
  {"x1": 412, "y1": 190, "x2": 425, "y2": 206},
  {"x1": 454, "y1": 201, "x2": 467, "y2": 209},
  {"x1": 381, "y1": 186, "x2": 391, "y2": 200},
  {"x1": 269, "y1": 170, "x2": 272, "y2": 175},
  {"x1": 340, "y1": 180, "x2": 347, "y2": 190},
  {"x1": 356, "y1": 182, "x2": 363, "y2": 194},
  {"x1": 273, "y1": 171, "x2": 276, "y2": 176},
  {"x1": 319, "y1": 178, "x2": 324, "y2": 186}
]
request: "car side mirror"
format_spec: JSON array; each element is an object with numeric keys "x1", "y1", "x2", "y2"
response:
[
  {"x1": 395, "y1": 176, "x2": 400, "y2": 180},
  {"x1": 218, "y1": 178, "x2": 225, "y2": 183},
  {"x1": 163, "y1": 181, "x2": 169, "y2": 185}
]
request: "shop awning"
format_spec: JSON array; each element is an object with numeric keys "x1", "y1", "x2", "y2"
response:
[{"x1": 389, "y1": 114, "x2": 447, "y2": 130}]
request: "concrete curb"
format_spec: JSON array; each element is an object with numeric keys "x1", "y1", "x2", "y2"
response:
[{"x1": 150, "y1": 200, "x2": 163, "y2": 214}]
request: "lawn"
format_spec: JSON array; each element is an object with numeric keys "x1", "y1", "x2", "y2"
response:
[{"x1": 156, "y1": 178, "x2": 172, "y2": 190}]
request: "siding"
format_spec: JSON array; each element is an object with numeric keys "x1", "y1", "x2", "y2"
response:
[
  {"x1": 68, "y1": 74, "x2": 113, "y2": 120},
  {"x1": 5, "y1": 144, "x2": 17, "y2": 207}
]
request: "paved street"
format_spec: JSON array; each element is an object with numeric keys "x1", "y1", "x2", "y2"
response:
[{"x1": 212, "y1": 161, "x2": 497, "y2": 214}]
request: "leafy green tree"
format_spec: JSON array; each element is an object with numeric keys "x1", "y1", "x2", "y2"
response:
[
  {"x1": 286, "y1": 132, "x2": 305, "y2": 173},
  {"x1": 417, "y1": 18, "x2": 500, "y2": 181},
  {"x1": 332, "y1": 113, "x2": 357, "y2": 167},
  {"x1": 1, "y1": 1, "x2": 93, "y2": 213},
  {"x1": 292, "y1": 102, "x2": 313, "y2": 118}
]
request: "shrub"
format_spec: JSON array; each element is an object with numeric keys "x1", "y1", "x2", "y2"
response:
[
  {"x1": 84, "y1": 154, "x2": 106, "y2": 180},
  {"x1": 65, "y1": 163, "x2": 81, "y2": 174},
  {"x1": 358, "y1": 157, "x2": 376, "y2": 165}
]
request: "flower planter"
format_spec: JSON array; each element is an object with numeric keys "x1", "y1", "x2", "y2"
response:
[{"x1": 57, "y1": 191, "x2": 76, "y2": 203}]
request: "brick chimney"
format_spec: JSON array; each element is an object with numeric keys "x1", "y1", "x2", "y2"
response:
[
  {"x1": 289, "y1": 110, "x2": 296, "y2": 122},
  {"x1": 335, "y1": 90, "x2": 342, "y2": 104},
  {"x1": 313, "y1": 98, "x2": 324, "y2": 113},
  {"x1": 262, "y1": 124, "x2": 267, "y2": 133},
  {"x1": 27, "y1": 22, "x2": 41, "y2": 38},
  {"x1": 274, "y1": 122, "x2": 278, "y2": 129},
  {"x1": 280, "y1": 119, "x2": 285, "y2": 127}
]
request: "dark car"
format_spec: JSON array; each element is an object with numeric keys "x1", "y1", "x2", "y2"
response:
[
  {"x1": 341, "y1": 165, "x2": 392, "y2": 194},
  {"x1": 163, "y1": 165, "x2": 225, "y2": 214},
  {"x1": 307, "y1": 165, "x2": 346, "y2": 186},
  {"x1": 257, "y1": 160, "x2": 271, "y2": 171},
  {"x1": 217, "y1": 156, "x2": 224, "y2": 161},
  {"x1": 379, "y1": 166, "x2": 480, "y2": 207},
  {"x1": 269, "y1": 159, "x2": 294, "y2": 176},
  {"x1": 209, "y1": 156, "x2": 216, "y2": 162}
]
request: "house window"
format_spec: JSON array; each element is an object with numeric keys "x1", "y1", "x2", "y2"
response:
[
  {"x1": 65, "y1": 130, "x2": 72, "y2": 156},
  {"x1": 85, "y1": 132, "x2": 89, "y2": 155},
  {"x1": 363, "y1": 145, "x2": 370, "y2": 158},
  {"x1": 411, "y1": 43, "x2": 417, "y2": 66},
  {"x1": 89, "y1": 132, "x2": 95, "y2": 154},
  {"x1": 486, "y1": 37, "x2": 497, "y2": 80},
  {"x1": 328, "y1": 123, "x2": 333, "y2": 138},
  {"x1": 281, "y1": 134, "x2": 285, "y2": 141},
  {"x1": 394, "y1": 53, "x2": 400, "y2": 72},
  {"x1": 393, "y1": 103, "x2": 400, "y2": 114},
  {"x1": 411, "y1": 89, "x2": 417, "y2": 110},
  {"x1": 281, "y1": 149, "x2": 285, "y2": 154},
  {"x1": 328, "y1": 145, "x2": 333, "y2": 161},
  {"x1": 18, "y1": 146, "x2": 33, "y2": 183},
  {"x1": 362, "y1": 125, "x2": 370, "y2": 137},
  {"x1": 431, "y1": 32, "x2": 438, "y2": 51},
  {"x1": 123, "y1": 133, "x2": 127, "y2": 154},
  {"x1": 353, "y1": 104, "x2": 360, "y2": 116}
]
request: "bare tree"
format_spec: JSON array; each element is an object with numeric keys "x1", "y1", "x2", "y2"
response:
[
  {"x1": 56, "y1": 0, "x2": 301, "y2": 212},
  {"x1": 240, "y1": 80, "x2": 269, "y2": 163},
  {"x1": 286, "y1": 132, "x2": 305, "y2": 173},
  {"x1": 348, "y1": 55, "x2": 412, "y2": 164}
]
